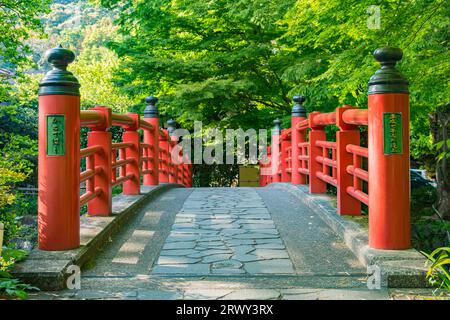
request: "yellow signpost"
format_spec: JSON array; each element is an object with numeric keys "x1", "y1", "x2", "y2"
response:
[{"x1": 238, "y1": 166, "x2": 259, "y2": 187}]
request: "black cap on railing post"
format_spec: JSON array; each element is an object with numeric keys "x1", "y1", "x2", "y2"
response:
[
  {"x1": 39, "y1": 45, "x2": 80, "y2": 96},
  {"x1": 272, "y1": 118, "x2": 282, "y2": 135},
  {"x1": 368, "y1": 47, "x2": 408, "y2": 94},
  {"x1": 292, "y1": 95, "x2": 306, "y2": 117},
  {"x1": 167, "y1": 119, "x2": 177, "y2": 138},
  {"x1": 144, "y1": 95, "x2": 159, "y2": 118}
]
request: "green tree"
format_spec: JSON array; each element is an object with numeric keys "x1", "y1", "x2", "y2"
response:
[
  {"x1": 0, "y1": 0, "x2": 50, "y2": 100},
  {"x1": 99, "y1": 0, "x2": 296, "y2": 130}
]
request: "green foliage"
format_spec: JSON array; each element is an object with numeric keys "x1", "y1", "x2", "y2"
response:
[
  {"x1": 70, "y1": 18, "x2": 137, "y2": 112},
  {"x1": 435, "y1": 139, "x2": 450, "y2": 162},
  {"x1": 0, "y1": 76, "x2": 39, "y2": 243},
  {"x1": 0, "y1": 0, "x2": 50, "y2": 101},
  {"x1": 422, "y1": 247, "x2": 450, "y2": 293},
  {"x1": 193, "y1": 164, "x2": 239, "y2": 187},
  {"x1": 0, "y1": 248, "x2": 38, "y2": 299},
  {"x1": 410, "y1": 186, "x2": 450, "y2": 252},
  {"x1": 99, "y1": 0, "x2": 449, "y2": 163},
  {"x1": 99, "y1": 0, "x2": 297, "y2": 131}
]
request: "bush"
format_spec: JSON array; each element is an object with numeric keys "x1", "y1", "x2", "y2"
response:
[
  {"x1": 0, "y1": 248, "x2": 39, "y2": 299},
  {"x1": 422, "y1": 247, "x2": 450, "y2": 293},
  {"x1": 411, "y1": 185, "x2": 450, "y2": 252}
]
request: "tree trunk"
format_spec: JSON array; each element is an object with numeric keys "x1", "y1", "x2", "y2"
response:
[{"x1": 429, "y1": 103, "x2": 450, "y2": 220}]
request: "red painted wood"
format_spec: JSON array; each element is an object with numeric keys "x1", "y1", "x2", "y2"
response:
[
  {"x1": 38, "y1": 95, "x2": 80, "y2": 250},
  {"x1": 368, "y1": 93, "x2": 410, "y2": 250}
]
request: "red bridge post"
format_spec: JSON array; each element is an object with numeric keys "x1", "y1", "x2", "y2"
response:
[
  {"x1": 291, "y1": 95, "x2": 308, "y2": 185},
  {"x1": 308, "y1": 112, "x2": 327, "y2": 193},
  {"x1": 87, "y1": 106, "x2": 112, "y2": 215},
  {"x1": 167, "y1": 119, "x2": 178, "y2": 184},
  {"x1": 37, "y1": 46, "x2": 80, "y2": 250},
  {"x1": 280, "y1": 130, "x2": 291, "y2": 182},
  {"x1": 122, "y1": 113, "x2": 141, "y2": 195},
  {"x1": 159, "y1": 129, "x2": 170, "y2": 183},
  {"x1": 143, "y1": 95, "x2": 160, "y2": 186},
  {"x1": 271, "y1": 119, "x2": 282, "y2": 183},
  {"x1": 336, "y1": 106, "x2": 361, "y2": 215},
  {"x1": 368, "y1": 48, "x2": 410, "y2": 249}
]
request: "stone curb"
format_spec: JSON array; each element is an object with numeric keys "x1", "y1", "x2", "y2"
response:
[
  {"x1": 267, "y1": 183, "x2": 430, "y2": 288},
  {"x1": 12, "y1": 183, "x2": 183, "y2": 291}
]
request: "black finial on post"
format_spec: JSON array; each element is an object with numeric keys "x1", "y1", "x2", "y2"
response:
[
  {"x1": 368, "y1": 47, "x2": 408, "y2": 94},
  {"x1": 167, "y1": 119, "x2": 177, "y2": 136},
  {"x1": 272, "y1": 118, "x2": 282, "y2": 135},
  {"x1": 292, "y1": 95, "x2": 307, "y2": 117},
  {"x1": 39, "y1": 45, "x2": 80, "y2": 96},
  {"x1": 144, "y1": 95, "x2": 159, "y2": 118}
]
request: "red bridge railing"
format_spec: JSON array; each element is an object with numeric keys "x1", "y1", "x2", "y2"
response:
[
  {"x1": 260, "y1": 47, "x2": 411, "y2": 250},
  {"x1": 37, "y1": 46, "x2": 192, "y2": 251}
]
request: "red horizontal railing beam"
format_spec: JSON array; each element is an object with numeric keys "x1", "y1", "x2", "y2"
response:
[
  {"x1": 112, "y1": 142, "x2": 133, "y2": 150},
  {"x1": 346, "y1": 144, "x2": 368, "y2": 158},
  {"x1": 139, "y1": 120, "x2": 153, "y2": 131},
  {"x1": 80, "y1": 110, "x2": 103, "y2": 126},
  {"x1": 140, "y1": 143, "x2": 153, "y2": 149},
  {"x1": 298, "y1": 155, "x2": 309, "y2": 161},
  {"x1": 111, "y1": 174, "x2": 134, "y2": 188},
  {"x1": 316, "y1": 140, "x2": 337, "y2": 149},
  {"x1": 346, "y1": 186, "x2": 369, "y2": 205},
  {"x1": 311, "y1": 112, "x2": 336, "y2": 126},
  {"x1": 80, "y1": 166, "x2": 102, "y2": 183},
  {"x1": 316, "y1": 171, "x2": 338, "y2": 187},
  {"x1": 298, "y1": 168, "x2": 309, "y2": 175},
  {"x1": 111, "y1": 158, "x2": 133, "y2": 170},
  {"x1": 296, "y1": 119, "x2": 309, "y2": 131},
  {"x1": 347, "y1": 165, "x2": 369, "y2": 182},
  {"x1": 80, "y1": 187, "x2": 102, "y2": 206},
  {"x1": 342, "y1": 109, "x2": 368, "y2": 126},
  {"x1": 315, "y1": 156, "x2": 337, "y2": 168},
  {"x1": 80, "y1": 145, "x2": 102, "y2": 158},
  {"x1": 111, "y1": 113, "x2": 134, "y2": 127}
]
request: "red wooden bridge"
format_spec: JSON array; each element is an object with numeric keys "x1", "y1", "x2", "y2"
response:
[{"x1": 35, "y1": 45, "x2": 412, "y2": 275}]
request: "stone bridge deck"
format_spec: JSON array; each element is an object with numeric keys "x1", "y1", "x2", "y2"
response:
[{"x1": 30, "y1": 187, "x2": 400, "y2": 300}]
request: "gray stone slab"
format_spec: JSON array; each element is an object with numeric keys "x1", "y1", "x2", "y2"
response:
[
  {"x1": 152, "y1": 263, "x2": 210, "y2": 274},
  {"x1": 212, "y1": 259, "x2": 243, "y2": 269},
  {"x1": 165, "y1": 234, "x2": 199, "y2": 242},
  {"x1": 232, "y1": 233, "x2": 279, "y2": 240},
  {"x1": 188, "y1": 249, "x2": 233, "y2": 258},
  {"x1": 230, "y1": 245, "x2": 255, "y2": 255},
  {"x1": 157, "y1": 256, "x2": 201, "y2": 265},
  {"x1": 232, "y1": 254, "x2": 262, "y2": 262},
  {"x1": 202, "y1": 254, "x2": 233, "y2": 263},
  {"x1": 253, "y1": 249, "x2": 290, "y2": 259},
  {"x1": 280, "y1": 288, "x2": 389, "y2": 300},
  {"x1": 255, "y1": 243, "x2": 286, "y2": 250},
  {"x1": 137, "y1": 290, "x2": 183, "y2": 300},
  {"x1": 162, "y1": 241, "x2": 197, "y2": 250},
  {"x1": 244, "y1": 259, "x2": 295, "y2": 274},
  {"x1": 212, "y1": 268, "x2": 246, "y2": 275},
  {"x1": 221, "y1": 289, "x2": 281, "y2": 300},
  {"x1": 159, "y1": 249, "x2": 199, "y2": 256}
]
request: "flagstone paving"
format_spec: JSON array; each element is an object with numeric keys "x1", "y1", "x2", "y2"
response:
[
  {"x1": 152, "y1": 188, "x2": 295, "y2": 275},
  {"x1": 30, "y1": 187, "x2": 435, "y2": 300}
]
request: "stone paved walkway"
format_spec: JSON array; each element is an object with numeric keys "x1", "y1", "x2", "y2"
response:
[
  {"x1": 153, "y1": 188, "x2": 294, "y2": 275},
  {"x1": 29, "y1": 187, "x2": 403, "y2": 300}
]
